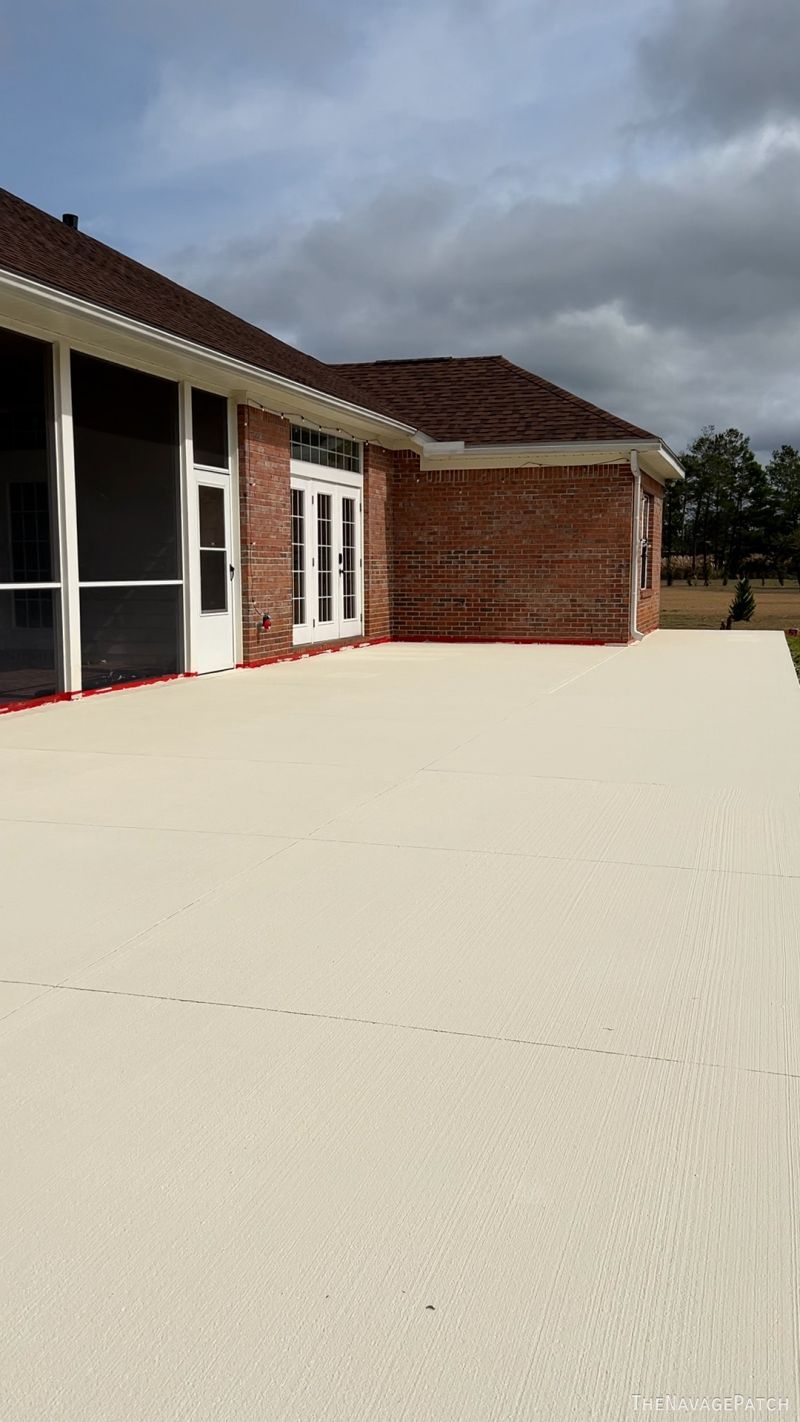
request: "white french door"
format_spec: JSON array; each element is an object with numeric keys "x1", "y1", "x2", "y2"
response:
[
  {"x1": 291, "y1": 475, "x2": 362, "y2": 644},
  {"x1": 190, "y1": 469, "x2": 235, "y2": 673}
]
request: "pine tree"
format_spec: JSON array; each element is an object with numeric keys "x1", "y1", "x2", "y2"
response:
[
  {"x1": 767, "y1": 446, "x2": 800, "y2": 583},
  {"x1": 679, "y1": 427, "x2": 762, "y2": 581},
  {"x1": 729, "y1": 576, "x2": 756, "y2": 624}
]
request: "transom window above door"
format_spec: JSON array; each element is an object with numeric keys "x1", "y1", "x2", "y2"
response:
[
  {"x1": 290, "y1": 425, "x2": 361, "y2": 473},
  {"x1": 192, "y1": 388, "x2": 229, "y2": 469}
]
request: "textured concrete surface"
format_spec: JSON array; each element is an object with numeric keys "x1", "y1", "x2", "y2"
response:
[{"x1": 2, "y1": 631, "x2": 799, "y2": 1420}]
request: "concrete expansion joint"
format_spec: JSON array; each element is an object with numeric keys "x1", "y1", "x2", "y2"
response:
[{"x1": 4, "y1": 976, "x2": 800, "y2": 1083}]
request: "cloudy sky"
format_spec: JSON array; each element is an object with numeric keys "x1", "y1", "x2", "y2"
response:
[{"x1": 2, "y1": 0, "x2": 799, "y2": 454}]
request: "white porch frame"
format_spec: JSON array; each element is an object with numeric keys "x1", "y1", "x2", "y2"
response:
[
  {"x1": 1, "y1": 313, "x2": 244, "y2": 696},
  {"x1": 53, "y1": 339, "x2": 81, "y2": 692}
]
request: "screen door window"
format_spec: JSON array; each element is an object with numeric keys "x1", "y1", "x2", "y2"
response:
[{"x1": 199, "y1": 485, "x2": 228, "y2": 613}]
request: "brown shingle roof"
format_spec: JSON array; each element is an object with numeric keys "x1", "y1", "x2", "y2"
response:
[
  {"x1": 0, "y1": 188, "x2": 393, "y2": 417},
  {"x1": 329, "y1": 355, "x2": 655, "y2": 445},
  {"x1": 0, "y1": 189, "x2": 656, "y2": 448}
]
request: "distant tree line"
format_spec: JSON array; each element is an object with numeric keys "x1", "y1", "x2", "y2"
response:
[{"x1": 663, "y1": 428, "x2": 800, "y2": 584}]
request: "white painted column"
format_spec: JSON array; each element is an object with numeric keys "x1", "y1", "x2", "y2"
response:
[
  {"x1": 228, "y1": 395, "x2": 243, "y2": 667},
  {"x1": 178, "y1": 382, "x2": 195, "y2": 674},
  {"x1": 52, "y1": 341, "x2": 82, "y2": 692}
]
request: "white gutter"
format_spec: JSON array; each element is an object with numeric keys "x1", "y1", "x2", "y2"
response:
[
  {"x1": 416, "y1": 436, "x2": 682, "y2": 463},
  {"x1": 629, "y1": 450, "x2": 644, "y2": 642},
  {"x1": 0, "y1": 268, "x2": 419, "y2": 443}
]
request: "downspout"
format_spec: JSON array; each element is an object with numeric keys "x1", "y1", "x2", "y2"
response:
[{"x1": 629, "y1": 450, "x2": 644, "y2": 641}]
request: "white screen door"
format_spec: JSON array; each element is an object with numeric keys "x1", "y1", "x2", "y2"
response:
[
  {"x1": 291, "y1": 477, "x2": 362, "y2": 644},
  {"x1": 191, "y1": 469, "x2": 235, "y2": 672}
]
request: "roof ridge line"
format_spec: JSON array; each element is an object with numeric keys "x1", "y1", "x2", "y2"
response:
[
  {"x1": 493, "y1": 355, "x2": 650, "y2": 438},
  {"x1": 331, "y1": 355, "x2": 505, "y2": 369}
]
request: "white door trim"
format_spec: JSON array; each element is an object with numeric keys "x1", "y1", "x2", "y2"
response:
[
  {"x1": 290, "y1": 468, "x2": 363, "y2": 646},
  {"x1": 189, "y1": 469, "x2": 236, "y2": 674},
  {"x1": 227, "y1": 398, "x2": 243, "y2": 667},
  {"x1": 182, "y1": 386, "x2": 239, "y2": 675}
]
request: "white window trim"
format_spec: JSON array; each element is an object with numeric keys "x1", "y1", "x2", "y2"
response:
[
  {"x1": 640, "y1": 491, "x2": 654, "y2": 591},
  {"x1": 289, "y1": 425, "x2": 362, "y2": 475},
  {"x1": 289, "y1": 456, "x2": 364, "y2": 487}
]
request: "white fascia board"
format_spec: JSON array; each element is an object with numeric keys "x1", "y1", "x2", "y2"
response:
[
  {"x1": 413, "y1": 438, "x2": 466, "y2": 455},
  {"x1": 419, "y1": 437, "x2": 685, "y2": 481},
  {"x1": 0, "y1": 268, "x2": 418, "y2": 447},
  {"x1": 646, "y1": 442, "x2": 685, "y2": 480}
]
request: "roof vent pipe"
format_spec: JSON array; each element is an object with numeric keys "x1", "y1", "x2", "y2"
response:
[{"x1": 62, "y1": 213, "x2": 79, "y2": 230}]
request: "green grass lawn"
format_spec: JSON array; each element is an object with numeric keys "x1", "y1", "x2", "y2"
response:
[{"x1": 660, "y1": 580, "x2": 800, "y2": 631}]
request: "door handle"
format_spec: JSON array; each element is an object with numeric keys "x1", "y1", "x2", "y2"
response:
[{"x1": 229, "y1": 563, "x2": 235, "y2": 581}]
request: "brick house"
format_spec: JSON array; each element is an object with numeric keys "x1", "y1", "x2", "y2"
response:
[{"x1": 0, "y1": 189, "x2": 682, "y2": 710}]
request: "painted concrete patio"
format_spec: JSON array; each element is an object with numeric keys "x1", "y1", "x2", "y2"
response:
[{"x1": 2, "y1": 631, "x2": 799, "y2": 1419}]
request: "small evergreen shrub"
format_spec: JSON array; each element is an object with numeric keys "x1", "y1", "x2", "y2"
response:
[{"x1": 729, "y1": 577, "x2": 756, "y2": 623}]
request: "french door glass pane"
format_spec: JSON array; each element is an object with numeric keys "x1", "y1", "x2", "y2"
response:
[
  {"x1": 291, "y1": 488, "x2": 305, "y2": 626},
  {"x1": 317, "y1": 492, "x2": 333, "y2": 624},
  {"x1": 80, "y1": 585, "x2": 182, "y2": 690},
  {"x1": 0, "y1": 588, "x2": 59, "y2": 705},
  {"x1": 198, "y1": 485, "x2": 227, "y2": 612},
  {"x1": 342, "y1": 496, "x2": 356, "y2": 620}
]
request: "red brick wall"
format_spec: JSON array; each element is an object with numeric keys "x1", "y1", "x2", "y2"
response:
[
  {"x1": 236, "y1": 414, "x2": 663, "y2": 658},
  {"x1": 389, "y1": 456, "x2": 635, "y2": 644},
  {"x1": 636, "y1": 474, "x2": 663, "y2": 635},
  {"x1": 237, "y1": 405, "x2": 293, "y2": 663},
  {"x1": 363, "y1": 443, "x2": 394, "y2": 639}
]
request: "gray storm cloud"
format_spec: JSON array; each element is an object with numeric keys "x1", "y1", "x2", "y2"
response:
[
  {"x1": 161, "y1": 0, "x2": 800, "y2": 455},
  {"x1": 640, "y1": 0, "x2": 800, "y2": 137}
]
